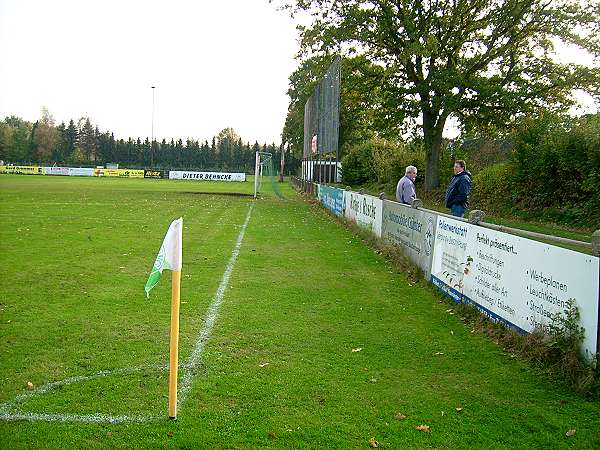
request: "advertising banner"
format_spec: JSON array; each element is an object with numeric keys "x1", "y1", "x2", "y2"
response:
[
  {"x1": 118, "y1": 169, "x2": 144, "y2": 178},
  {"x1": 431, "y1": 216, "x2": 599, "y2": 357},
  {"x1": 44, "y1": 167, "x2": 70, "y2": 176},
  {"x1": 382, "y1": 200, "x2": 437, "y2": 277},
  {"x1": 0, "y1": 165, "x2": 43, "y2": 175},
  {"x1": 344, "y1": 191, "x2": 383, "y2": 237},
  {"x1": 94, "y1": 168, "x2": 144, "y2": 178},
  {"x1": 68, "y1": 168, "x2": 94, "y2": 177},
  {"x1": 317, "y1": 185, "x2": 345, "y2": 217},
  {"x1": 144, "y1": 169, "x2": 164, "y2": 179},
  {"x1": 168, "y1": 171, "x2": 246, "y2": 181}
]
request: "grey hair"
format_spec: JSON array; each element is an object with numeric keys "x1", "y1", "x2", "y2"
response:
[{"x1": 405, "y1": 165, "x2": 417, "y2": 175}]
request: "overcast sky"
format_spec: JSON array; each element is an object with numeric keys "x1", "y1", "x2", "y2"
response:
[
  {"x1": 0, "y1": 0, "x2": 300, "y2": 144},
  {"x1": 0, "y1": 1, "x2": 597, "y2": 143}
]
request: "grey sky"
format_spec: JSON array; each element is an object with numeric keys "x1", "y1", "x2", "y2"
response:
[
  {"x1": 0, "y1": 1, "x2": 596, "y2": 143},
  {"x1": 0, "y1": 0, "x2": 299, "y2": 144}
]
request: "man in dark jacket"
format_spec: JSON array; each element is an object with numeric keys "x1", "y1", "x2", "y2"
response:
[{"x1": 445, "y1": 160, "x2": 471, "y2": 217}]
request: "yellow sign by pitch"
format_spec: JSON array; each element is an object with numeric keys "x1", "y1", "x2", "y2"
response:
[
  {"x1": 93, "y1": 168, "x2": 145, "y2": 178},
  {"x1": 0, "y1": 165, "x2": 44, "y2": 175}
]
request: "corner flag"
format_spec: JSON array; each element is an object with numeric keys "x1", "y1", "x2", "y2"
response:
[
  {"x1": 145, "y1": 218, "x2": 183, "y2": 298},
  {"x1": 144, "y1": 217, "x2": 183, "y2": 420}
]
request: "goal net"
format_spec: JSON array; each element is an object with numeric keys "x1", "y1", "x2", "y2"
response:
[{"x1": 254, "y1": 151, "x2": 283, "y2": 199}]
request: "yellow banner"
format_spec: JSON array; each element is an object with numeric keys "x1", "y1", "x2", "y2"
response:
[
  {"x1": 0, "y1": 165, "x2": 44, "y2": 175},
  {"x1": 93, "y1": 168, "x2": 145, "y2": 178}
]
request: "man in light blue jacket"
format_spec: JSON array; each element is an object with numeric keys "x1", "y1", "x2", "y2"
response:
[{"x1": 396, "y1": 165, "x2": 417, "y2": 205}]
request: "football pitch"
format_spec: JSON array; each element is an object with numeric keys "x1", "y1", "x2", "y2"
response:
[{"x1": 1, "y1": 176, "x2": 599, "y2": 448}]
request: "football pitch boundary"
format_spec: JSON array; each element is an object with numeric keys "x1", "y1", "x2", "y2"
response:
[{"x1": 0, "y1": 202, "x2": 255, "y2": 424}]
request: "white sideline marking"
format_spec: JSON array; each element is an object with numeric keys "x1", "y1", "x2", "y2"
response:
[
  {"x1": 0, "y1": 203, "x2": 254, "y2": 424},
  {"x1": 178, "y1": 202, "x2": 254, "y2": 407}
]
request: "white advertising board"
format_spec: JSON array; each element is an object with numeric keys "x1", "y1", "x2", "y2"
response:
[
  {"x1": 44, "y1": 167, "x2": 70, "y2": 176},
  {"x1": 344, "y1": 191, "x2": 383, "y2": 237},
  {"x1": 382, "y1": 200, "x2": 437, "y2": 277},
  {"x1": 168, "y1": 171, "x2": 246, "y2": 181},
  {"x1": 68, "y1": 168, "x2": 94, "y2": 177},
  {"x1": 431, "y1": 216, "x2": 599, "y2": 357}
]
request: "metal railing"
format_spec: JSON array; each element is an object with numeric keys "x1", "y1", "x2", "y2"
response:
[
  {"x1": 291, "y1": 177, "x2": 599, "y2": 256},
  {"x1": 379, "y1": 192, "x2": 597, "y2": 256}
]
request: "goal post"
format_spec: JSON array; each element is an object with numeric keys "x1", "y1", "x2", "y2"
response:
[
  {"x1": 254, "y1": 151, "x2": 260, "y2": 199},
  {"x1": 253, "y1": 151, "x2": 283, "y2": 199}
]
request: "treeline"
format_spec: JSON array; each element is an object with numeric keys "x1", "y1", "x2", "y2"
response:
[
  {"x1": 280, "y1": 1, "x2": 600, "y2": 190},
  {"x1": 0, "y1": 109, "x2": 300, "y2": 174},
  {"x1": 338, "y1": 112, "x2": 600, "y2": 228}
]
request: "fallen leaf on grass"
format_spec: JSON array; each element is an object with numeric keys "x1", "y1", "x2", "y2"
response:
[
  {"x1": 566, "y1": 429, "x2": 576, "y2": 437},
  {"x1": 167, "y1": 431, "x2": 174, "y2": 438},
  {"x1": 106, "y1": 432, "x2": 112, "y2": 437},
  {"x1": 416, "y1": 425, "x2": 430, "y2": 432},
  {"x1": 259, "y1": 362, "x2": 269, "y2": 368},
  {"x1": 368, "y1": 437, "x2": 379, "y2": 447},
  {"x1": 352, "y1": 347, "x2": 363, "y2": 353},
  {"x1": 395, "y1": 413, "x2": 407, "y2": 420},
  {"x1": 26, "y1": 381, "x2": 34, "y2": 390}
]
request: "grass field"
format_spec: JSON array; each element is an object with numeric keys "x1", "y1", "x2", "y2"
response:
[{"x1": 1, "y1": 175, "x2": 599, "y2": 448}]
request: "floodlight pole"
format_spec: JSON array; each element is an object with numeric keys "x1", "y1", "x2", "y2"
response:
[{"x1": 151, "y1": 86, "x2": 156, "y2": 168}]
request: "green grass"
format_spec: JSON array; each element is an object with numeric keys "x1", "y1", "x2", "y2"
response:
[{"x1": 1, "y1": 175, "x2": 599, "y2": 448}]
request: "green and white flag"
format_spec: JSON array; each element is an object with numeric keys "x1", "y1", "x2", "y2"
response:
[{"x1": 145, "y1": 218, "x2": 183, "y2": 298}]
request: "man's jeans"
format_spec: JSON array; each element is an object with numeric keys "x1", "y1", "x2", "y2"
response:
[{"x1": 451, "y1": 204, "x2": 466, "y2": 218}]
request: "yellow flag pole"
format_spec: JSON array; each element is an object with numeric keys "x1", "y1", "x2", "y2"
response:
[{"x1": 168, "y1": 269, "x2": 181, "y2": 420}]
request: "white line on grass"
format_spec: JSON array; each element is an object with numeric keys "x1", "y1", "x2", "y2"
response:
[
  {"x1": 0, "y1": 203, "x2": 254, "y2": 424},
  {"x1": 177, "y1": 202, "x2": 254, "y2": 408},
  {"x1": 0, "y1": 365, "x2": 167, "y2": 424}
]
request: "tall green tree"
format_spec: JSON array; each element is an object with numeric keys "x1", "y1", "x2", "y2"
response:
[
  {"x1": 283, "y1": 55, "x2": 387, "y2": 158},
  {"x1": 279, "y1": 0, "x2": 600, "y2": 189},
  {"x1": 32, "y1": 107, "x2": 58, "y2": 162},
  {"x1": 77, "y1": 117, "x2": 97, "y2": 163},
  {"x1": 65, "y1": 119, "x2": 78, "y2": 160}
]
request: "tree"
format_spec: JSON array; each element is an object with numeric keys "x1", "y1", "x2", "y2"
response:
[
  {"x1": 32, "y1": 107, "x2": 58, "y2": 162},
  {"x1": 279, "y1": 0, "x2": 600, "y2": 189},
  {"x1": 1, "y1": 117, "x2": 33, "y2": 163},
  {"x1": 216, "y1": 127, "x2": 241, "y2": 146},
  {"x1": 282, "y1": 55, "x2": 388, "y2": 158},
  {"x1": 52, "y1": 122, "x2": 69, "y2": 162},
  {"x1": 78, "y1": 117, "x2": 97, "y2": 163},
  {"x1": 65, "y1": 119, "x2": 78, "y2": 160}
]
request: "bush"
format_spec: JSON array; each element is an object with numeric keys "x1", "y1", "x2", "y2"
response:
[
  {"x1": 340, "y1": 140, "x2": 375, "y2": 185},
  {"x1": 510, "y1": 113, "x2": 600, "y2": 227},
  {"x1": 341, "y1": 138, "x2": 424, "y2": 187},
  {"x1": 470, "y1": 163, "x2": 513, "y2": 212}
]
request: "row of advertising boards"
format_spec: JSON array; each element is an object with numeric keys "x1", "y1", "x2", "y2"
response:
[
  {"x1": 315, "y1": 184, "x2": 600, "y2": 359},
  {"x1": 0, "y1": 166, "x2": 246, "y2": 181}
]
